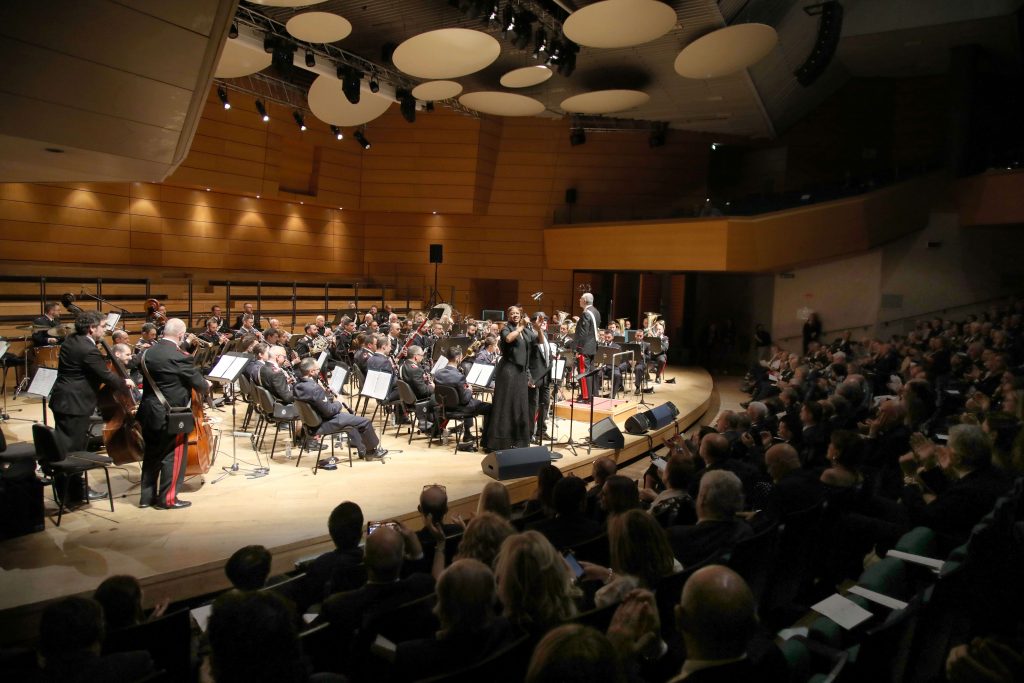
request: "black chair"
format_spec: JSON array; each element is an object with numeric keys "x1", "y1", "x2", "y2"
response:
[
  {"x1": 237, "y1": 373, "x2": 257, "y2": 431},
  {"x1": 327, "y1": 562, "x2": 368, "y2": 595},
  {"x1": 435, "y1": 385, "x2": 478, "y2": 454},
  {"x1": 416, "y1": 635, "x2": 532, "y2": 683},
  {"x1": 726, "y1": 521, "x2": 781, "y2": 609},
  {"x1": 0, "y1": 426, "x2": 36, "y2": 462},
  {"x1": 762, "y1": 502, "x2": 825, "y2": 623},
  {"x1": 253, "y1": 386, "x2": 296, "y2": 460},
  {"x1": 396, "y1": 379, "x2": 436, "y2": 444},
  {"x1": 299, "y1": 622, "x2": 337, "y2": 675},
  {"x1": 31, "y1": 424, "x2": 114, "y2": 526},
  {"x1": 567, "y1": 533, "x2": 609, "y2": 567},
  {"x1": 293, "y1": 399, "x2": 352, "y2": 472},
  {"x1": 102, "y1": 608, "x2": 192, "y2": 683}
]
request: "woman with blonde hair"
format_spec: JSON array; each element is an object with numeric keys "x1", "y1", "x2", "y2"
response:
[
  {"x1": 494, "y1": 531, "x2": 578, "y2": 635},
  {"x1": 444, "y1": 512, "x2": 514, "y2": 577}
]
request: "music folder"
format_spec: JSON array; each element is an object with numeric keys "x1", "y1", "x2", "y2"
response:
[
  {"x1": 361, "y1": 370, "x2": 392, "y2": 400},
  {"x1": 0, "y1": 341, "x2": 8, "y2": 358},
  {"x1": 466, "y1": 363, "x2": 494, "y2": 388},
  {"x1": 328, "y1": 367, "x2": 348, "y2": 395},
  {"x1": 431, "y1": 355, "x2": 448, "y2": 375},
  {"x1": 207, "y1": 353, "x2": 250, "y2": 383},
  {"x1": 316, "y1": 351, "x2": 329, "y2": 370},
  {"x1": 25, "y1": 367, "x2": 59, "y2": 399},
  {"x1": 550, "y1": 358, "x2": 566, "y2": 381},
  {"x1": 103, "y1": 312, "x2": 120, "y2": 331}
]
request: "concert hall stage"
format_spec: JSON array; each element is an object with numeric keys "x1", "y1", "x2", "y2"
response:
[{"x1": 0, "y1": 366, "x2": 712, "y2": 642}]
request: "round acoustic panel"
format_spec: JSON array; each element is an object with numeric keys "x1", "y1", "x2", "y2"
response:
[
  {"x1": 560, "y1": 89, "x2": 649, "y2": 114},
  {"x1": 674, "y1": 23, "x2": 777, "y2": 79},
  {"x1": 307, "y1": 74, "x2": 392, "y2": 127},
  {"x1": 563, "y1": 0, "x2": 677, "y2": 48},
  {"x1": 215, "y1": 38, "x2": 272, "y2": 78},
  {"x1": 286, "y1": 12, "x2": 352, "y2": 43},
  {"x1": 392, "y1": 29, "x2": 500, "y2": 79},
  {"x1": 459, "y1": 92, "x2": 546, "y2": 117},
  {"x1": 411, "y1": 80, "x2": 463, "y2": 101},
  {"x1": 500, "y1": 65, "x2": 553, "y2": 88},
  {"x1": 246, "y1": 0, "x2": 326, "y2": 7}
]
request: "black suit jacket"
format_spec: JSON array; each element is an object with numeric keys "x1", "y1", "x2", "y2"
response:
[
  {"x1": 41, "y1": 649, "x2": 154, "y2": 683},
  {"x1": 668, "y1": 519, "x2": 753, "y2": 568},
  {"x1": 575, "y1": 305, "x2": 601, "y2": 356},
  {"x1": 232, "y1": 313, "x2": 262, "y2": 331},
  {"x1": 319, "y1": 573, "x2": 435, "y2": 635},
  {"x1": 136, "y1": 339, "x2": 209, "y2": 432},
  {"x1": 500, "y1": 323, "x2": 532, "y2": 369},
  {"x1": 50, "y1": 334, "x2": 121, "y2": 416},
  {"x1": 901, "y1": 466, "x2": 1011, "y2": 544},
  {"x1": 32, "y1": 314, "x2": 60, "y2": 347},
  {"x1": 764, "y1": 470, "x2": 824, "y2": 521},
  {"x1": 259, "y1": 363, "x2": 294, "y2": 404},
  {"x1": 528, "y1": 331, "x2": 554, "y2": 383},
  {"x1": 400, "y1": 359, "x2": 433, "y2": 400},
  {"x1": 528, "y1": 513, "x2": 602, "y2": 551},
  {"x1": 293, "y1": 377, "x2": 342, "y2": 422},
  {"x1": 392, "y1": 617, "x2": 519, "y2": 683}
]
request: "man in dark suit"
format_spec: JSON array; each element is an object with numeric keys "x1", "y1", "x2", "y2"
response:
[
  {"x1": 528, "y1": 312, "x2": 555, "y2": 441},
  {"x1": 433, "y1": 346, "x2": 491, "y2": 444},
  {"x1": 574, "y1": 292, "x2": 601, "y2": 400},
  {"x1": 137, "y1": 318, "x2": 210, "y2": 509},
  {"x1": 49, "y1": 311, "x2": 135, "y2": 501},
  {"x1": 669, "y1": 469, "x2": 753, "y2": 567},
  {"x1": 232, "y1": 302, "x2": 261, "y2": 331},
  {"x1": 293, "y1": 357, "x2": 387, "y2": 460},
  {"x1": 242, "y1": 342, "x2": 268, "y2": 384},
  {"x1": 597, "y1": 329, "x2": 625, "y2": 396},
  {"x1": 528, "y1": 476, "x2": 602, "y2": 551},
  {"x1": 258, "y1": 345, "x2": 295, "y2": 405},
  {"x1": 297, "y1": 501, "x2": 365, "y2": 611},
  {"x1": 762, "y1": 443, "x2": 824, "y2": 521},
  {"x1": 32, "y1": 301, "x2": 63, "y2": 348}
]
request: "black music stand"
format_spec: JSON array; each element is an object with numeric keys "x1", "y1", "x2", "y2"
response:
[
  {"x1": 208, "y1": 352, "x2": 266, "y2": 482},
  {"x1": 644, "y1": 336, "x2": 669, "y2": 383},
  {"x1": 23, "y1": 367, "x2": 58, "y2": 425},
  {"x1": 623, "y1": 343, "x2": 653, "y2": 407},
  {"x1": 541, "y1": 354, "x2": 566, "y2": 459}
]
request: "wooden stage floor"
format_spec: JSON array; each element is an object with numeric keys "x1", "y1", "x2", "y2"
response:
[{"x1": 0, "y1": 366, "x2": 711, "y2": 641}]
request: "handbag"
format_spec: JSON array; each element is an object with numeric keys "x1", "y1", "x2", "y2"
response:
[{"x1": 139, "y1": 349, "x2": 195, "y2": 435}]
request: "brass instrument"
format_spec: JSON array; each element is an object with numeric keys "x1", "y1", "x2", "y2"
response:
[
  {"x1": 616, "y1": 318, "x2": 627, "y2": 335},
  {"x1": 145, "y1": 298, "x2": 166, "y2": 324},
  {"x1": 187, "y1": 333, "x2": 212, "y2": 348},
  {"x1": 643, "y1": 312, "x2": 661, "y2": 336},
  {"x1": 309, "y1": 334, "x2": 331, "y2": 355},
  {"x1": 466, "y1": 338, "x2": 484, "y2": 355}
]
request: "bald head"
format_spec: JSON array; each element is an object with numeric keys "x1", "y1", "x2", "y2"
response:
[
  {"x1": 419, "y1": 485, "x2": 449, "y2": 525},
  {"x1": 699, "y1": 434, "x2": 730, "y2": 466},
  {"x1": 163, "y1": 318, "x2": 186, "y2": 338},
  {"x1": 592, "y1": 456, "x2": 617, "y2": 484},
  {"x1": 678, "y1": 565, "x2": 757, "y2": 660},
  {"x1": 364, "y1": 527, "x2": 404, "y2": 582},
  {"x1": 765, "y1": 443, "x2": 800, "y2": 483}
]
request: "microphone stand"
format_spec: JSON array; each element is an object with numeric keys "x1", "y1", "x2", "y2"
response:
[{"x1": 77, "y1": 290, "x2": 132, "y2": 329}]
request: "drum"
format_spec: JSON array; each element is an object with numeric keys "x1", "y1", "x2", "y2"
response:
[{"x1": 34, "y1": 345, "x2": 60, "y2": 369}]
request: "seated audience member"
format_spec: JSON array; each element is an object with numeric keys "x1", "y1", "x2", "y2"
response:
[
  {"x1": 529, "y1": 476, "x2": 603, "y2": 551},
  {"x1": 415, "y1": 484, "x2": 463, "y2": 566},
  {"x1": 524, "y1": 464, "x2": 564, "y2": 518},
  {"x1": 900, "y1": 423, "x2": 1012, "y2": 545},
  {"x1": 300, "y1": 501, "x2": 364, "y2": 609},
  {"x1": 799, "y1": 401, "x2": 830, "y2": 469},
  {"x1": 645, "y1": 452, "x2": 698, "y2": 528},
  {"x1": 38, "y1": 596, "x2": 154, "y2": 683},
  {"x1": 668, "y1": 471, "x2": 753, "y2": 568},
  {"x1": 225, "y1": 545, "x2": 272, "y2": 591},
  {"x1": 581, "y1": 509, "x2": 682, "y2": 608},
  {"x1": 586, "y1": 456, "x2": 618, "y2": 521},
  {"x1": 526, "y1": 624, "x2": 626, "y2": 683},
  {"x1": 393, "y1": 559, "x2": 519, "y2": 682},
  {"x1": 762, "y1": 443, "x2": 824, "y2": 520},
  {"x1": 93, "y1": 575, "x2": 168, "y2": 632},
  {"x1": 668, "y1": 566, "x2": 787, "y2": 683},
  {"x1": 984, "y1": 411, "x2": 1024, "y2": 477},
  {"x1": 494, "y1": 531, "x2": 578, "y2": 637},
  {"x1": 478, "y1": 480, "x2": 512, "y2": 519},
  {"x1": 601, "y1": 475, "x2": 642, "y2": 520},
  {"x1": 690, "y1": 433, "x2": 763, "y2": 508},
  {"x1": 451, "y1": 512, "x2": 516, "y2": 572},
  {"x1": 820, "y1": 429, "x2": 867, "y2": 490}
]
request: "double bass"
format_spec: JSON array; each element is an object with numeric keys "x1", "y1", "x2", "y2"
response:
[
  {"x1": 185, "y1": 387, "x2": 215, "y2": 475},
  {"x1": 97, "y1": 339, "x2": 144, "y2": 465}
]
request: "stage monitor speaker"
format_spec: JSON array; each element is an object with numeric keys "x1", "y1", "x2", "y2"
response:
[
  {"x1": 481, "y1": 446, "x2": 552, "y2": 481},
  {"x1": 624, "y1": 413, "x2": 651, "y2": 435},
  {"x1": 590, "y1": 417, "x2": 625, "y2": 449},
  {"x1": 646, "y1": 402, "x2": 679, "y2": 430},
  {"x1": 429, "y1": 244, "x2": 443, "y2": 264}
]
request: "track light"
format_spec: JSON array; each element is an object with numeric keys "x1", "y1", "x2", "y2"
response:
[
  {"x1": 569, "y1": 128, "x2": 586, "y2": 146},
  {"x1": 256, "y1": 100, "x2": 269, "y2": 122},
  {"x1": 397, "y1": 89, "x2": 416, "y2": 123},
  {"x1": 228, "y1": 23, "x2": 238, "y2": 39},
  {"x1": 533, "y1": 28, "x2": 547, "y2": 58},
  {"x1": 338, "y1": 65, "x2": 362, "y2": 104},
  {"x1": 354, "y1": 129, "x2": 370, "y2": 150},
  {"x1": 425, "y1": 101, "x2": 435, "y2": 112},
  {"x1": 305, "y1": 50, "x2": 315, "y2": 68},
  {"x1": 293, "y1": 111, "x2": 307, "y2": 131},
  {"x1": 217, "y1": 86, "x2": 230, "y2": 110},
  {"x1": 369, "y1": 78, "x2": 380, "y2": 93},
  {"x1": 330, "y1": 125, "x2": 344, "y2": 140}
]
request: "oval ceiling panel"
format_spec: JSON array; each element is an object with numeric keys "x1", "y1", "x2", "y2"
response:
[
  {"x1": 286, "y1": 12, "x2": 352, "y2": 43},
  {"x1": 560, "y1": 89, "x2": 650, "y2": 114},
  {"x1": 500, "y1": 65, "x2": 553, "y2": 88},
  {"x1": 307, "y1": 74, "x2": 393, "y2": 127},
  {"x1": 458, "y1": 92, "x2": 546, "y2": 117},
  {"x1": 393, "y1": 29, "x2": 501, "y2": 79},
  {"x1": 563, "y1": 0, "x2": 677, "y2": 49},
  {"x1": 411, "y1": 80, "x2": 463, "y2": 101},
  {"x1": 674, "y1": 23, "x2": 777, "y2": 79},
  {"x1": 215, "y1": 38, "x2": 272, "y2": 78},
  {"x1": 246, "y1": 0, "x2": 326, "y2": 7}
]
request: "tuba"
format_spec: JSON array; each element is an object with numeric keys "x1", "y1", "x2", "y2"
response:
[{"x1": 145, "y1": 298, "x2": 166, "y2": 324}]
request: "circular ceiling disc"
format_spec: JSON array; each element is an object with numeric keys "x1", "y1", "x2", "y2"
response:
[
  {"x1": 674, "y1": 23, "x2": 778, "y2": 79},
  {"x1": 500, "y1": 65, "x2": 553, "y2": 88},
  {"x1": 246, "y1": 0, "x2": 326, "y2": 7},
  {"x1": 560, "y1": 89, "x2": 650, "y2": 114},
  {"x1": 307, "y1": 74, "x2": 393, "y2": 127},
  {"x1": 564, "y1": 0, "x2": 677, "y2": 48},
  {"x1": 286, "y1": 12, "x2": 352, "y2": 43},
  {"x1": 459, "y1": 92, "x2": 546, "y2": 117},
  {"x1": 215, "y1": 38, "x2": 272, "y2": 78},
  {"x1": 411, "y1": 80, "x2": 463, "y2": 101},
  {"x1": 393, "y1": 29, "x2": 501, "y2": 79}
]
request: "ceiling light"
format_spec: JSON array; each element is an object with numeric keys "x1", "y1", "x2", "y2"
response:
[
  {"x1": 369, "y1": 78, "x2": 380, "y2": 93},
  {"x1": 293, "y1": 111, "x2": 307, "y2": 131},
  {"x1": 711, "y1": 142, "x2": 719, "y2": 150},
  {"x1": 569, "y1": 128, "x2": 586, "y2": 146},
  {"x1": 228, "y1": 23, "x2": 238, "y2": 39},
  {"x1": 206, "y1": 188, "x2": 211, "y2": 191},
  {"x1": 305, "y1": 50, "x2": 315, "y2": 68},
  {"x1": 256, "y1": 100, "x2": 269, "y2": 122},
  {"x1": 354, "y1": 129, "x2": 370, "y2": 149},
  {"x1": 330, "y1": 125, "x2": 344, "y2": 140},
  {"x1": 397, "y1": 89, "x2": 416, "y2": 123},
  {"x1": 338, "y1": 65, "x2": 362, "y2": 104},
  {"x1": 217, "y1": 86, "x2": 230, "y2": 109}
]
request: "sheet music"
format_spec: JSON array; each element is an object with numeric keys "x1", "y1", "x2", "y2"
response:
[
  {"x1": 209, "y1": 354, "x2": 248, "y2": 381},
  {"x1": 361, "y1": 369, "x2": 392, "y2": 400},
  {"x1": 466, "y1": 363, "x2": 495, "y2": 387},
  {"x1": 316, "y1": 351, "x2": 329, "y2": 370},
  {"x1": 0, "y1": 341, "x2": 8, "y2": 357},
  {"x1": 103, "y1": 312, "x2": 120, "y2": 331},
  {"x1": 191, "y1": 604, "x2": 212, "y2": 632},
  {"x1": 550, "y1": 358, "x2": 566, "y2": 381},
  {"x1": 25, "y1": 367, "x2": 59, "y2": 399},
  {"x1": 329, "y1": 367, "x2": 348, "y2": 395},
  {"x1": 431, "y1": 355, "x2": 448, "y2": 375}
]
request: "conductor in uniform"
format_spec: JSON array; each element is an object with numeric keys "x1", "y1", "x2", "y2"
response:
[
  {"x1": 575, "y1": 292, "x2": 601, "y2": 400},
  {"x1": 137, "y1": 318, "x2": 210, "y2": 509}
]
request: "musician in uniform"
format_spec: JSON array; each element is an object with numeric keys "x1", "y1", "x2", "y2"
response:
[
  {"x1": 295, "y1": 323, "x2": 318, "y2": 359},
  {"x1": 367, "y1": 334, "x2": 401, "y2": 403},
  {"x1": 49, "y1": 311, "x2": 135, "y2": 502},
  {"x1": 434, "y1": 345, "x2": 491, "y2": 445},
  {"x1": 137, "y1": 318, "x2": 210, "y2": 509},
  {"x1": 598, "y1": 329, "x2": 625, "y2": 396},
  {"x1": 334, "y1": 318, "x2": 354, "y2": 362},
  {"x1": 134, "y1": 323, "x2": 158, "y2": 356},
  {"x1": 112, "y1": 343, "x2": 143, "y2": 401},
  {"x1": 630, "y1": 330, "x2": 652, "y2": 394},
  {"x1": 352, "y1": 333, "x2": 372, "y2": 375},
  {"x1": 198, "y1": 318, "x2": 228, "y2": 346},
  {"x1": 208, "y1": 305, "x2": 224, "y2": 331},
  {"x1": 651, "y1": 322, "x2": 669, "y2": 384},
  {"x1": 233, "y1": 302, "x2": 261, "y2": 331},
  {"x1": 485, "y1": 306, "x2": 533, "y2": 451},
  {"x1": 386, "y1": 322, "x2": 404, "y2": 359},
  {"x1": 377, "y1": 305, "x2": 393, "y2": 326},
  {"x1": 244, "y1": 343, "x2": 269, "y2": 384},
  {"x1": 293, "y1": 358, "x2": 387, "y2": 460},
  {"x1": 475, "y1": 336, "x2": 499, "y2": 366},
  {"x1": 32, "y1": 301, "x2": 63, "y2": 347},
  {"x1": 235, "y1": 314, "x2": 261, "y2": 339},
  {"x1": 575, "y1": 293, "x2": 602, "y2": 400},
  {"x1": 267, "y1": 318, "x2": 291, "y2": 342},
  {"x1": 528, "y1": 312, "x2": 555, "y2": 442},
  {"x1": 259, "y1": 346, "x2": 296, "y2": 405}
]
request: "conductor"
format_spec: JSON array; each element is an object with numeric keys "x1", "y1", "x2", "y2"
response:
[{"x1": 575, "y1": 293, "x2": 601, "y2": 401}]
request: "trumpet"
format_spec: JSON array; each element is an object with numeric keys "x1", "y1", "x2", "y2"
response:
[{"x1": 187, "y1": 333, "x2": 212, "y2": 348}]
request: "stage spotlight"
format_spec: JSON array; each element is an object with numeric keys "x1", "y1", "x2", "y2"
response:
[
  {"x1": 397, "y1": 89, "x2": 416, "y2": 123},
  {"x1": 255, "y1": 100, "x2": 269, "y2": 122},
  {"x1": 354, "y1": 129, "x2": 370, "y2": 149},
  {"x1": 217, "y1": 86, "x2": 230, "y2": 110},
  {"x1": 293, "y1": 111, "x2": 307, "y2": 131},
  {"x1": 228, "y1": 22, "x2": 238, "y2": 39},
  {"x1": 338, "y1": 65, "x2": 362, "y2": 104},
  {"x1": 569, "y1": 128, "x2": 586, "y2": 146},
  {"x1": 305, "y1": 50, "x2": 315, "y2": 68},
  {"x1": 501, "y1": 2, "x2": 514, "y2": 35},
  {"x1": 330, "y1": 125, "x2": 344, "y2": 140},
  {"x1": 533, "y1": 28, "x2": 547, "y2": 58},
  {"x1": 425, "y1": 101, "x2": 435, "y2": 112},
  {"x1": 369, "y1": 78, "x2": 380, "y2": 93}
]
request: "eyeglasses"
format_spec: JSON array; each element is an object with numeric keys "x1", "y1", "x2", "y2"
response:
[{"x1": 423, "y1": 484, "x2": 446, "y2": 492}]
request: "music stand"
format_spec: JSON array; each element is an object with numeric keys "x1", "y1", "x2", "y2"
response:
[
  {"x1": 622, "y1": 343, "x2": 653, "y2": 406},
  {"x1": 466, "y1": 363, "x2": 495, "y2": 390},
  {"x1": 23, "y1": 367, "x2": 58, "y2": 425},
  {"x1": 542, "y1": 355, "x2": 566, "y2": 459},
  {"x1": 644, "y1": 336, "x2": 668, "y2": 383},
  {"x1": 594, "y1": 347, "x2": 622, "y2": 400},
  {"x1": 207, "y1": 352, "x2": 266, "y2": 482},
  {"x1": 433, "y1": 336, "x2": 470, "y2": 363},
  {"x1": 360, "y1": 369, "x2": 392, "y2": 426}
]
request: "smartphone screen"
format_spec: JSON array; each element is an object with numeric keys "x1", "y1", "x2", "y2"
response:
[
  {"x1": 651, "y1": 456, "x2": 668, "y2": 471},
  {"x1": 367, "y1": 521, "x2": 382, "y2": 535},
  {"x1": 563, "y1": 552, "x2": 584, "y2": 579}
]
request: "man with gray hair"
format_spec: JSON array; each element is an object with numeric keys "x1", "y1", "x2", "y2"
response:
[
  {"x1": 668, "y1": 470, "x2": 753, "y2": 567},
  {"x1": 900, "y1": 423, "x2": 1011, "y2": 544},
  {"x1": 574, "y1": 292, "x2": 601, "y2": 401},
  {"x1": 138, "y1": 318, "x2": 211, "y2": 509}
]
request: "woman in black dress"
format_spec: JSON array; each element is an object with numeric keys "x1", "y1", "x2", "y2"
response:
[{"x1": 485, "y1": 305, "x2": 533, "y2": 451}]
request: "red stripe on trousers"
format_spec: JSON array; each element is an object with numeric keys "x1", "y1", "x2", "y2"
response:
[
  {"x1": 578, "y1": 354, "x2": 589, "y2": 400},
  {"x1": 166, "y1": 432, "x2": 186, "y2": 505}
]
